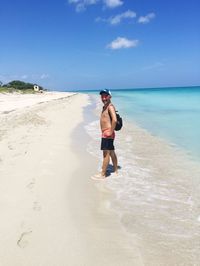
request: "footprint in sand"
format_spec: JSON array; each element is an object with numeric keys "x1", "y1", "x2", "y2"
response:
[
  {"x1": 17, "y1": 231, "x2": 32, "y2": 248},
  {"x1": 8, "y1": 144, "x2": 14, "y2": 150},
  {"x1": 33, "y1": 201, "x2": 41, "y2": 211},
  {"x1": 26, "y1": 178, "x2": 36, "y2": 190}
]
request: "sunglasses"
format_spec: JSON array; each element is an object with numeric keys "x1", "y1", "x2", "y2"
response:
[{"x1": 101, "y1": 94, "x2": 110, "y2": 99}]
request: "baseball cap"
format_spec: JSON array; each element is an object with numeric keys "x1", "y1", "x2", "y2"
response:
[{"x1": 99, "y1": 89, "x2": 111, "y2": 96}]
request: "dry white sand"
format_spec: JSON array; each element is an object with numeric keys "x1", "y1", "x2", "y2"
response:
[
  {"x1": 0, "y1": 91, "x2": 75, "y2": 113},
  {"x1": 0, "y1": 92, "x2": 143, "y2": 266}
]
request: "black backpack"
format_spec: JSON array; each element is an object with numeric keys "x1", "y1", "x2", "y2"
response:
[
  {"x1": 115, "y1": 111, "x2": 123, "y2": 131},
  {"x1": 108, "y1": 106, "x2": 123, "y2": 131}
]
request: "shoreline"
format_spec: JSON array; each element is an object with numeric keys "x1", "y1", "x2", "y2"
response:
[
  {"x1": 85, "y1": 95, "x2": 200, "y2": 265},
  {"x1": 70, "y1": 97, "x2": 145, "y2": 265},
  {"x1": 1, "y1": 92, "x2": 199, "y2": 265},
  {"x1": 0, "y1": 92, "x2": 143, "y2": 265}
]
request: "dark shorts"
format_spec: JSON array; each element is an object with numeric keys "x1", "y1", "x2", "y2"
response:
[{"x1": 101, "y1": 138, "x2": 115, "y2": 150}]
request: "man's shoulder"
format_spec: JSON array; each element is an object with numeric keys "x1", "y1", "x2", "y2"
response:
[{"x1": 108, "y1": 103, "x2": 116, "y2": 110}]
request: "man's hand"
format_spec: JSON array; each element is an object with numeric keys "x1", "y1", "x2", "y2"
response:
[
  {"x1": 105, "y1": 129, "x2": 113, "y2": 137},
  {"x1": 102, "y1": 128, "x2": 114, "y2": 138}
]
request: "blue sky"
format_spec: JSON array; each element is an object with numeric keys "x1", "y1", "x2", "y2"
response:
[{"x1": 0, "y1": 0, "x2": 199, "y2": 91}]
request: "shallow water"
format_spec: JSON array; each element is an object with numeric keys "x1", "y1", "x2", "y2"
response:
[
  {"x1": 85, "y1": 91, "x2": 200, "y2": 265},
  {"x1": 112, "y1": 86, "x2": 200, "y2": 160}
]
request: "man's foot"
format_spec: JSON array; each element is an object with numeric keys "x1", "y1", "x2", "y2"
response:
[
  {"x1": 91, "y1": 173, "x2": 106, "y2": 180},
  {"x1": 111, "y1": 171, "x2": 118, "y2": 178}
]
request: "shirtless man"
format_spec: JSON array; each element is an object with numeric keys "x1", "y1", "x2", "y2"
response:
[{"x1": 92, "y1": 89, "x2": 118, "y2": 180}]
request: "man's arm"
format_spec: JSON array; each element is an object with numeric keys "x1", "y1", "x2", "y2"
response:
[{"x1": 108, "y1": 105, "x2": 117, "y2": 132}]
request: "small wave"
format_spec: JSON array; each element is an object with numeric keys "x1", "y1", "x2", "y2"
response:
[{"x1": 85, "y1": 115, "x2": 200, "y2": 265}]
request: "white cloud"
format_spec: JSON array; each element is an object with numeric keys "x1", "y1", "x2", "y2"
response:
[
  {"x1": 68, "y1": 0, "x2": 99, "y2": 12},
  {"x1": 95, "y1": 17, "x2": 107, "y2": 23},
  {"x1": 69, "y1": 0, "x2": 123, "y2": 12},
  {"x1": 96, "y1": 10, "x2": 136, "y2": 25},
  {"x1": 138, "y1": 13, "x2": 155, "y2": 24},
  {"x1": 107, "y1": 37, "x2": 139, "y2": 50},
  {"x1": 110, "y1": 10, "x2": 136, "y2": 25},
  {"x1": 104, "y1": 0, "x2": 123, "y2": 8},
  {"x1": 40, "y1": 74, "x2": 49, "y2": 79}
]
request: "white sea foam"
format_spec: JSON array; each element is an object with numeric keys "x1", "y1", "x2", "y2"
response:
[{"x1": 85, "y1": 101, "x2": 200, "y2": 265}]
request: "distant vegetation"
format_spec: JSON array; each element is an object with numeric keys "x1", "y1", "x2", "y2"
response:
[{"x1": 0, "y1": 80, "x2": 46, "y2": 93}]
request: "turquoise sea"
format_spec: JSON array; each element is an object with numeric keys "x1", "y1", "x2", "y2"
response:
[
  {"x1": 85, "y1": 86, "x2": 200, "y2": 160},
  {"x1": 83, "y1": 86, "x2": 200, "y2": 265},
  {"x1": 112, "y1": 86, "x2": 200, "y2": 160}
]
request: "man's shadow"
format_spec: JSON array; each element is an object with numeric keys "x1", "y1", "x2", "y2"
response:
[{"x1": 106, "y1": 164, "x2": 122, "y2": 176}]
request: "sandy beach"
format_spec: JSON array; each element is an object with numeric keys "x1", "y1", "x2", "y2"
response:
[{"x1": 0, "y1": 92, "x2": 142, "y2": 266}]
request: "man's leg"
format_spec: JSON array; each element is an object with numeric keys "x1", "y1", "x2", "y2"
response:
[
  {"x1": 110, "y1": 150, "x2": 118, "y2": 173},
  {"x1": 101, "y1": 150, "x2": 110, "y2": 176}
]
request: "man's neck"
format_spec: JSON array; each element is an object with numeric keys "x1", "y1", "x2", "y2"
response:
[{"x1": 103, "y1": 101, "x2": 111, "y2": 108}]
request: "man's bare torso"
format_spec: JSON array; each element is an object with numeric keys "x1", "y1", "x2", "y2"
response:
[{"x1": 100, "y1": 104, "x2": 111, "y2": 131}]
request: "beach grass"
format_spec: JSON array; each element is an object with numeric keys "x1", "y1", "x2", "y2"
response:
[{"x1": 0, "y1": 87, "x2": 37, "y2": 94}]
